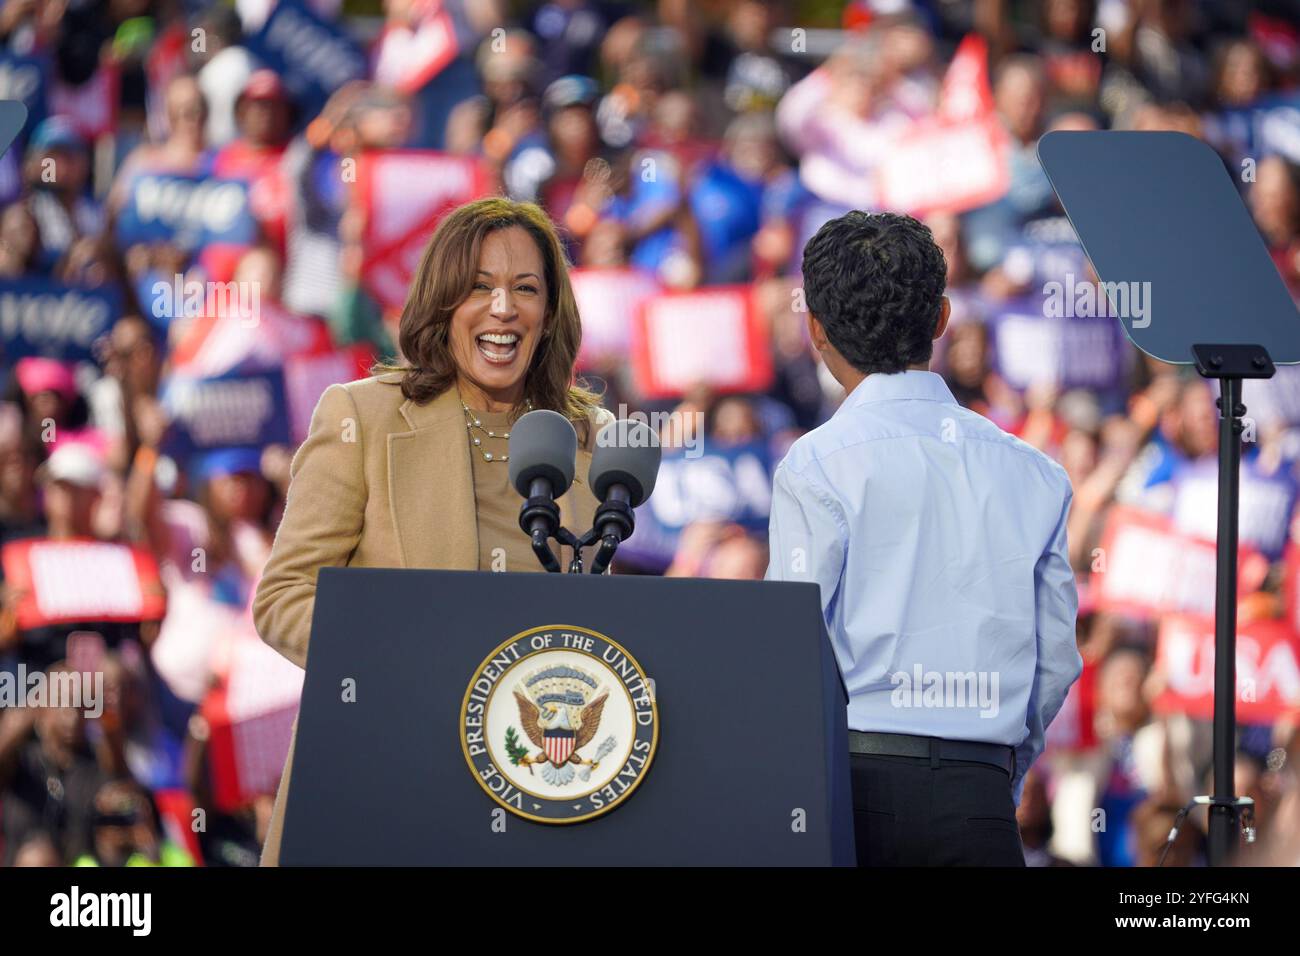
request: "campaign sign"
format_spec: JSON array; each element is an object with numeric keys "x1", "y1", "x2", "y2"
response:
[
  {"x1": 1001, "y1": 215, "x2": 1092, "y2": 288},
  {"x1": 1171, "y1": 457, "x2": 1296, "y2": 560},
  {"x1": 0, "y1": 54, "x2": 46, "y2": 141},
  {"x1": 356, "y1": 150, "x2": 491, "y2": 310},
  {"x1": 877, "y1": 34, "x2": 1009, "y2": 216},
  {"x1": 0, "y1": 538, "x2": 166, "y2": 630},
  {"x1": 116, "y1": 173, "x2": 257, "y2": 249},
  {"x1": 161, "y1": 368, "x2": 291, "y2": 455},
  {"x1": 571, "y1": 267, "x2": 662, "y2": 369},
  {"x1": 990, "y1": 297, "x2": 1127, "y2": 392},
  {"x1": 631, "y1": 285, "x2": 774, "y2": 399},
  {"x1": 877, "y1": 117, "x2": 1010, "y2": 217},
  {"x1": 168, "y1": 301, "x2": 335, "y2": 378},
  {"x1": 283, "y1": 345, "x2": 370, "y2": 442},
  {"x1": 1154, "y1": 615, "x2": 1300, "y2": 724},
  {"x1": 1205, "y1": 91, "x2": 1300, "y2": 166},
  {"x1": 202, "y1": 617, "x2": 303, "y2": 812},
  {"x1": 372, "y1": 4, "x2": 461, "y2": 95},
  {"x1": 1279, "y1": 544, "x2": 1300, "y2": 637},
  {"x1": 1044, "y1": 658, "x2": 1097, "y2": 752},
  {"x1": 244, "y1": 0, "x2": 367, "y2": 119},
  {"x1": 49, "y1": 63, "x2": 119, "y2": 141},
  {"x1": 0, "y1": 97, "x2": 27, "y2": 165},
  {"x1": 0, "y1": 278, "x2": 122, "y2": 363},
  {"x1": 620, "y1": 441, "x2": 773, "y2": 568},
  {"x1": 1243, "y1": 362, "x2": 1300, "y2": 429},
  {"x1": 1094, "y1": 506, "x2": 1263, "y2": 619}
]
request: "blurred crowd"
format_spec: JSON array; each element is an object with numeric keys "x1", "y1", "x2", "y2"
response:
[{"x1": 3, "y1": 0, "x2": 1300, "y2": 867}]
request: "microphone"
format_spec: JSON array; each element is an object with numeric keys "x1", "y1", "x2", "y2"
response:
[
  {"x1": 587, "y1": 419, "x2": 661, "y2": 574},
  {"x1": 508, "y1": 410, "x2": 578, "y2": 572}
]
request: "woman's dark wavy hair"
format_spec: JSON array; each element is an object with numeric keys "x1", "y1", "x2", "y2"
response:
[
  {"x1": 372, "y1": 197, "x2": 601, "y2": 427},
  {"x1": 801, "y1": 211, "x2": 948, "y2": 375}
]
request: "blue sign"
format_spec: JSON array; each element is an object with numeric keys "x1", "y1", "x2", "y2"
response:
[
  {"x1": 620, "y1": 441, "x2": 773, "y2": 568},
  {"x1": 116, "y1": 172, "x2": 257, "y2": 249},
  {"x1": 1002, "y1": 215, "x2": 1091, "y2": 288},
  {"x1": 990, "y1": 295, "x2": 1129, "y2": 392},
  {"x1": 244, "y1": 0, "x2": 367, "y2": 120},
  {"x1": 0, "y1": 53, "x2": 46, "y2": 146},
  {"x1": 1205, "y1": 92, "x2": 1300, "y2": 166},
  {"x1": 0, "y1": 98, "x2": 27, "y2": 162},
  {"x1": 1171, "y1": 457, "x2": 1297, "y2": 561},
  {"x1": 0, "y1": 278, "x2": 122, "y2": 363},
  {"x1": 160, "y1": 368, "x2": 291, "y2": 456}
]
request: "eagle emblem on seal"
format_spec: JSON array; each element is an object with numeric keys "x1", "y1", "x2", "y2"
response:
[{"x1": 506, "y1": 665, "x2": 617, "y2": 786}]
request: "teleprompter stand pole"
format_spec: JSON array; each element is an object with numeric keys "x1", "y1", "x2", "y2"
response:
[{"x1": 1191, "y1": 344, "x2": 1274, "y2": 866}]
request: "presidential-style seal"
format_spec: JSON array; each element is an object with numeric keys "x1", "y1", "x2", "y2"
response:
[{"x1": 461, "y1": 625, "x2": 658, "y2": 823}]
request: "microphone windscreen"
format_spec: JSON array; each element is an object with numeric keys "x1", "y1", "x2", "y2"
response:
[
  {"x1": 508, "y1": 410, "x2": 578, "y2": 498},
  {"x1": 589, "y1": 419, "x2": 661, "y2": 507}
]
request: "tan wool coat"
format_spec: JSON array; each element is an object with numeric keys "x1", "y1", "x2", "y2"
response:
[{"x1": 251, "y1": 372, "x2": 612, "y2": 865}]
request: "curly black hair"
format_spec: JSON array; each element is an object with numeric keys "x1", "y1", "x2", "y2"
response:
[{"x1": 801, "y1": 211, "x2": 948, "y2": 375}]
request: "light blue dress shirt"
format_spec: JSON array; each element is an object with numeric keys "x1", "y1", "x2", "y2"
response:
[{"x1": 765, "y1": 370, "x2": 1082, "y2": 803}]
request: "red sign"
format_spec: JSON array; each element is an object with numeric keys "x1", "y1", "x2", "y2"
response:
[
  {"x1": 1045, "y1": 657, "x2": 1097, "y2": 751},
  {"x1": 355, "y1": 150, "x2": 492, "y2": 310},
  {"x1": 201, "y1": 611, "x2": 303, "y2": 812},
  {"x1": 1093, "y1": 507, "x2": 1262, "y2": 620},
  {"x1": 631, "y1": 285, "x2": 774, "y2": 399},
  {"x1": 284, "y1": 344, "x2": 373, "y2": 442},
  {"x1": 154, "y1": 789, "x2": 204, "y2": 865},
  {"x1": 169, "y1": 300, "x2": 335, "y2": 378},
  {"x1": 877, "y1": 119, "x2": 1010, "y2": 216},
  {"x1": 1153, "y1": 614, "x2": 1300, "y2": 723},
  {"x1": 937, "y1": 34, "x2": 996, "y2": 124},
  {"x1": 49, "y1": 63, "x2": 121, "y2": 141},
  {"x1": 570, "y1": 267, "x2": 662, "y2": 369},
  {"x1": 0, "y1": 538, "x2": 166, "y2": 630},
  {"x1": 876, "y1": 34, "x2": 1010, "y2": 216},
  {"x1": 1282, "y1": 542, "x2": 1300, "y2": 634},
  {"x1": 372, "y1": 1, "x2": 460, "y2": 94}
]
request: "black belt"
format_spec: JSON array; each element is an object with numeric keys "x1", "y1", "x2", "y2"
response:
[{"x1": 849, "y1": 731, "x2": 1015, "y2": 776}]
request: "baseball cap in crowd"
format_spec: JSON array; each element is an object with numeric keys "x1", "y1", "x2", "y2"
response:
[
  {"x1": 543, "y1": 75, "x2": 600, "y2": 117},
  {"x1": 14, "y1": 357, "x2": 78, "y2": 402},
  {"x1": 192, "y1": 446, "x2": 263, "y2": 483},
  {"x1": 27, "y1": 116, "x2": 86, "y2": 154},
  {"x1": 238, "y1": 69, "x2": 288, "y2": 104},
  {"x1": 38, "y1": 442, "x2": 106, "y2": 490}
]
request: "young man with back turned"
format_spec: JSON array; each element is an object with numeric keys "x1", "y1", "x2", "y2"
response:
[{"x1": 766, "y1": 211, "x2": 1082, "y2": 866}]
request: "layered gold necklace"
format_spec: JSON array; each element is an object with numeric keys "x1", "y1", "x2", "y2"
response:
[{"x1": 461, "y1": 398, "x2": 533, "y2": 463}]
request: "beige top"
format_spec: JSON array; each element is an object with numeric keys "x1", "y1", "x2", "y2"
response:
[{"x1": 466, "y1": 407, "x2": 539, "y2": 573}]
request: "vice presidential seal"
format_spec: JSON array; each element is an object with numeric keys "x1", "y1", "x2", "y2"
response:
[{"x1": 461, "y1": 625, "x2": 658, "y2": 823}]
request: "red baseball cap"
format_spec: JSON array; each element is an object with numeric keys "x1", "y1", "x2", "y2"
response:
[{"x1": 239, "y1": 69, "x2": 288, "y2": 103}]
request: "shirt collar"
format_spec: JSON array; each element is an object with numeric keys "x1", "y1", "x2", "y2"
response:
[{"x1": 834, "y1": 369, "x2": 957, "y2": 416}]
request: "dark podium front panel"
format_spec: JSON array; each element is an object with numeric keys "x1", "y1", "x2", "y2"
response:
[{"x1": 279, "y1": 569, "x2": 853, "y2": 865}]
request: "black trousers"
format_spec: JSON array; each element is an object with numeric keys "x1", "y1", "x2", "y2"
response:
[{"x1": 850, "y1": 752, "x2": 1025, "y2": 866}]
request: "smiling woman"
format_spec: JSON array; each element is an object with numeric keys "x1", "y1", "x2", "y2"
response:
[{"x1": 251, "y1": 197, "x2": 613, "y2": 866}]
